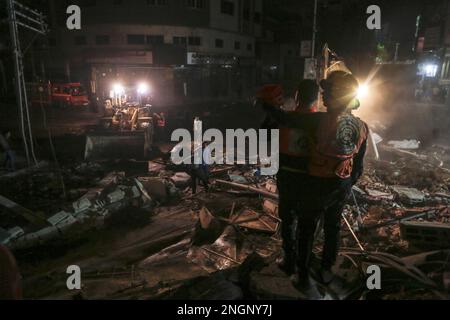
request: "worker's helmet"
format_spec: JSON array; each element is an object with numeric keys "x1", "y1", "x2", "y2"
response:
[
  {"x1": 256, "y1": 84, "x2": 284, "y2": 107},
  {"x1": 320, "y1": 71, "x2": 359, "y2": 111}
]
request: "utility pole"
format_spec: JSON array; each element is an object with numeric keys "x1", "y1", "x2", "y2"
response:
[
  {"x1": 311, "y1": 0, "x2": 318, "y2": 58},
  {"x1": 7, "y1": 0, "x2": 47, "y2": 166}
]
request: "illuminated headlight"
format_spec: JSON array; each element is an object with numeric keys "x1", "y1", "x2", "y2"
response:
[
  {"x1": 113, "y1": 83, "x2": 125, "y2": 95},
  {"x1": 357, "y1": 84, "x2": 369, "y2": 100},
  {"x1": 137, "y1": 83, "x2": 150, "y2": 95}
]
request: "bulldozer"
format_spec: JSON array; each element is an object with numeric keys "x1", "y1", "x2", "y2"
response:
[{"x1": 84, "y1": 83, "x2": 156, "y2": 161}]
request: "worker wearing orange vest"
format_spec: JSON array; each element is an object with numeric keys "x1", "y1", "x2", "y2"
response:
[
  {"x1": 258, "y1": 80, "x2": 320, "y2": 276},
  {"x1": 261, "y1": 71, "x2": 368, "y2": 290}
]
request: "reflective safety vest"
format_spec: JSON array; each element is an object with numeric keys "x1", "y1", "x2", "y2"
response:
[
  {"x1": 308, "y1": 113, "x2": 368, "y2": 179},
  {"x1": 279, "y1": 127, "x2": 311, "y2": 157},
  {"x1": 279, "y1": 112, "x2": 314, "y2": 174}
]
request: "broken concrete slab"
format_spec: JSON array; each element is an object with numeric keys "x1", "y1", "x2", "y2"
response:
[
  {"x1": 400, "y1": 221, "x2": 450, "y2": 249},
  {"x1": 107, "y1": 189, "x2": 126, "y2": 204},
  {"x1": 365, "y1": 188, "x2": 395, "y2": 201},
  {"x1": 138, "y1": 177, "x2": 168, "y2": 202},
  {"x1": 73, "y1": 198, "x2": 92, "y2": 214},
  {"x1": 47, "y1": 211, "x2": 74, "y2": 226},
  {"x1": 170, "y1": 172, "x2": 191, "y2": 189},
  {"x1": 388, "y1": 140, "x2": 421, "y2": 150},
  {"x1": 391, "y1": 186, "x2": 426, "y2": 205},
  {"x1": 228, "y1": 174, "x2": 248, "y2": 184}
]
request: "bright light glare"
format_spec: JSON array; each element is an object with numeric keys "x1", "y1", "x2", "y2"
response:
[
  {"x1": 113, "y1": 83, "x2": 124, "y2": 95},
  {"x1": 357, "y1": 84, "x2": 369, "y2": 99},
  {"x1": 137, "y1": 83, "x2": 150, "y2": 95},
  {"x1": 424, "y1": 64, "x2": 438, "y2": 77}
]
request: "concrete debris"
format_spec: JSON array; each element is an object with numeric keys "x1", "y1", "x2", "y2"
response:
[
  {"x1": 391, "y1": 186, "x2": 426, "y2": 205},
  {"x1": 170, "y1": 172, "x2": 191, "y2": 188},
  {"x1": 388, "y1": 140, "x2": 421, "y2": 150},
  {"x1": 228, "y1": 174, "x2": 249, "y2": 184},
  {"x1": 107, "y1": 189, "x2": 126, "y2": 203},
  {"x1": 400, "y1": 221, "x2": 450, "y2": 249}
]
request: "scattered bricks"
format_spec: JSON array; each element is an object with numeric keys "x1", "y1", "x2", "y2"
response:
[
  {"x1": 365, "y1": 189, "x2": 395, "y2": 201},
  {"x1": 391, "y1": 186, "x2": 425, "y2": 205},
  {"x1": 263, "y1": 199, "x2": 279, "y2": 216},
  {"x1": 47, "y1": 211, "x2": 73, "y2": 226},
  {"x1": 400, "y1": 221, "x2": 450, "y2": 249},
  {"x1": 107, "y1": 189, "x2": 126, "y2": 203},
  {"x1": 73, "y1": 198, "x2": 91, "y2": 214}
]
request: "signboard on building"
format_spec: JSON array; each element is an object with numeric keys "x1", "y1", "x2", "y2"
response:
[
  {"x1": 300, "y1": 41, "x2": 312, "y2": 57},
  {"x1": 304, "y1": 58, "x2": 317, "y2": 79},
  {"x1": 188, "y1": 52, "x2": 238, "y2": 65}
]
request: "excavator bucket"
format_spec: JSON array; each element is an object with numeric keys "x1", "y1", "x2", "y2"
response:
[{"x1": 84, "y1": 131, "x2": 149, "y2": 161}]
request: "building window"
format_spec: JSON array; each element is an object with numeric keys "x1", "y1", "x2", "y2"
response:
[
  {"x1": 127, "y1": 34, "x2": 145, "y2": 45},
  {"x1": 221, "y1": 0, "x2": 234, "y2": 16},
  {"x1": 187, "y1": 0, "x2": 204, "y2": 9},
  {"x1": 188, "y1": 36, "x2": 202, "y2": 46},
  {"x1": 74, "y1": 36, "x2": 87, "y2": 46},
  {"x1": 215, "y1": 39, "x2": 224, "y2": 48},
  {"x1": 147, "y1": 35, "x2": 165, "y2": 45},
  {"x1": 173, "y1": 36, "x2": 187, "y2": 46},
  {"x1": 254, "y1": 12, "x2": 261, "y2": 24},
  {"x1": 234, "y1": 41, "x2": 240, "y2": 50},
  {"x1": 147, "y1": 0, "x2": 168, "y2": 5},
  {"x1": 96, "y1": 35, "x2": 110, "y2": 45},
  {"x1": 247, "y1": 43, "x2": 253, "y2": 51}
]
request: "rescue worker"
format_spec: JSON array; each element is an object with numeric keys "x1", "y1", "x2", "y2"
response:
[
  {"x1": 260, "y1": 71, "x2": 368, "y2": 289},
  {"x1": 257, "y1": 81, "x2": 319, "y2": 276},
  {"x1": 189, "y1": 141, "x2": 211, "y2": 194},
  {"x1": 0, "y1": 130, "x2": 16, "y2": 171}
]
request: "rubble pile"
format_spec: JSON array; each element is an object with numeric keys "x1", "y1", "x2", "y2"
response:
[{"x1": 1, "y1": 142, "x2": 449, "y2": 300}]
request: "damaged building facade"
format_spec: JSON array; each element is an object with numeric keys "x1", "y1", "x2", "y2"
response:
[{"x1": 33, "y1": 0, "x2": 264, "y2": 108}]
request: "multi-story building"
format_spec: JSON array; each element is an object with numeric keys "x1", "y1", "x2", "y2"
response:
[{"x1": 36, "y1": 0, "x2": 263, "y2": 107}]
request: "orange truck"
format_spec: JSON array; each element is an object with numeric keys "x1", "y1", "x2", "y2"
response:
[{"x1": 31, "y1": 82, "x2": 90, "y2": 108}]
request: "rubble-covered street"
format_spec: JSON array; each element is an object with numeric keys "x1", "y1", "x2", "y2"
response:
[{"x1": 1, "y1": 126, "x2": 449, "y2": 300}]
